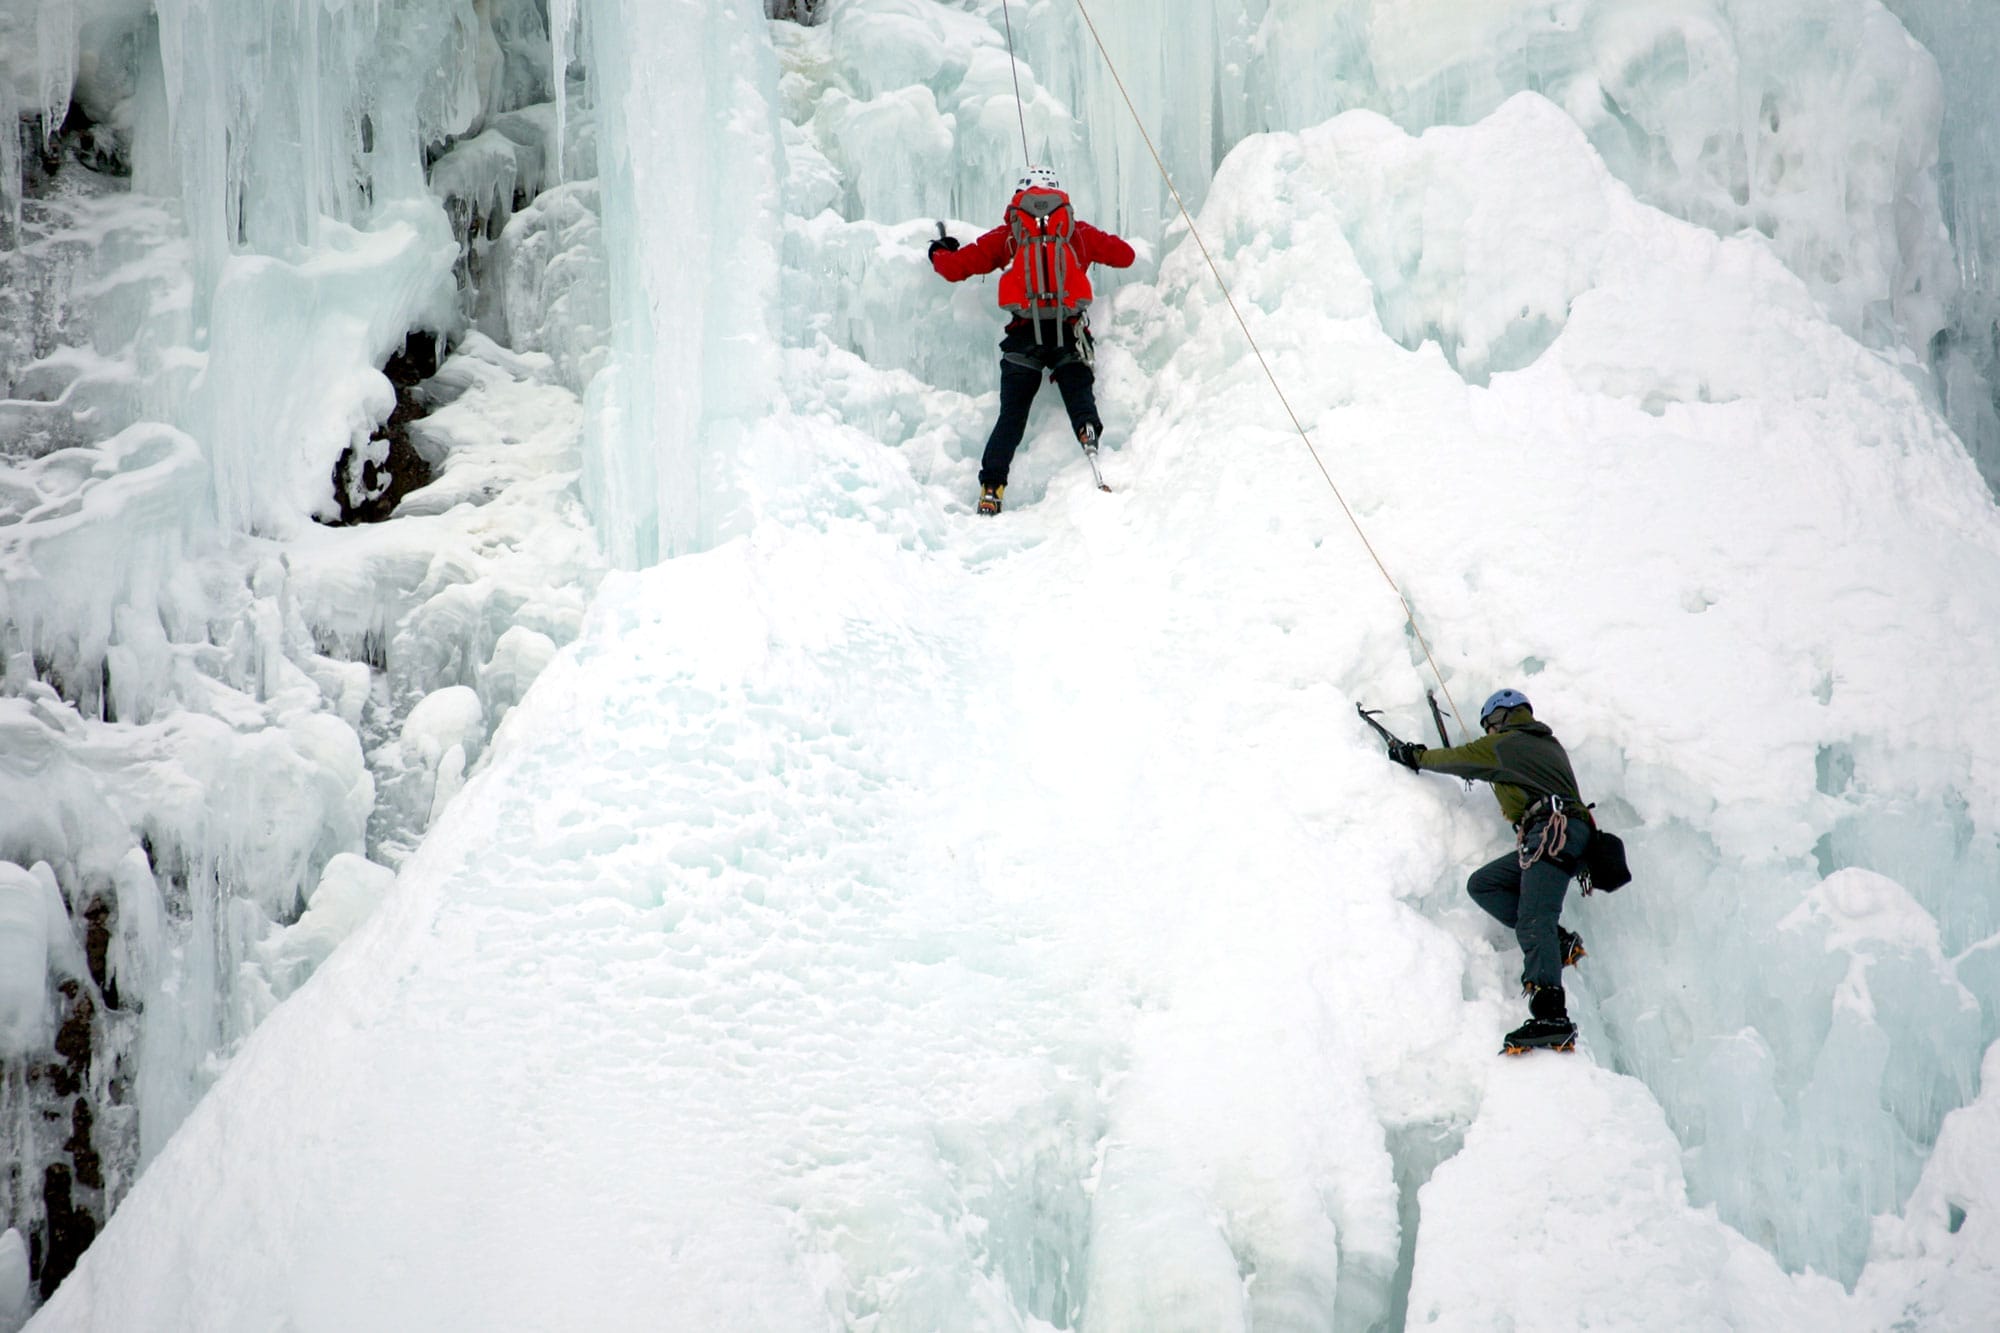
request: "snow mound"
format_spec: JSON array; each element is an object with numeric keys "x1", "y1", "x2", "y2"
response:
[{"x1": 1411, "y1": 1056, "x2": 1849, "y2": 1330}]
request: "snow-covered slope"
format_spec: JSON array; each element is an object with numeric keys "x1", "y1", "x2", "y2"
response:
[{"x1": 9, "y1": 0, "x2": 2000, "y2": 1329}]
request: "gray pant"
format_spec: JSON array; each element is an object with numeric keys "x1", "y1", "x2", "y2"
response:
[{"x1": 1467, "y1": 820, "x2": 1591, "y2": 990}]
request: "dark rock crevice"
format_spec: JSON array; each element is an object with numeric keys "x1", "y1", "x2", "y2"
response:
[
  {"x1": 766, "y1": 0, "x2": 826, "y2": 23},
  {"x1": 325, "y1": 334, "x2": 448, "y2": 526}
]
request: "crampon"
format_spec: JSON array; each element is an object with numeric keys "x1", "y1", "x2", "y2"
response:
[{"x1": 1500, "y1": 1018, "x2": 1578, "y2": 1056}]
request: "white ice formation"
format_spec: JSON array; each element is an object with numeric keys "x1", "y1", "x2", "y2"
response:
[{"x1": 3, "y1": 1, "x2": 1999, "y2": 1330}]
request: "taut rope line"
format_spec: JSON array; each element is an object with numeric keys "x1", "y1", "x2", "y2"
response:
[
  {"x1": 998, "y1": 0, "x2": 1033, "y2": 167},
  {"x1": 1063, "y1": 0, "x2": 1467, "y2": 735}
]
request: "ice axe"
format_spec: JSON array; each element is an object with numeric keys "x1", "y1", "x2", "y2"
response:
[
  {"x1": 1355, "y1": 704, "x2": 1409, "y2": 746},
  {"x1": 1078, "y1": 423, "x2": 1112, "y2": 493},
  {"x1": 1362, "y1": 697, "x2": 1471, "y2": 787},
  {"x1": 1425, "y1": 690, "x2": 1455, "y2": 747}
]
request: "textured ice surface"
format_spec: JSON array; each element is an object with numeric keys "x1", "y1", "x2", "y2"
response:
[
  {"x1": 1409, "y1": 1058, "x2": 1850, "y2": 1329},
  {"x1": 581, "y1": 0, "x2": 784, "y2": 567},
  {"x1": 1, "y1": 1, "x2": 614, "y2": 1316},
  {"x1": 191, "y1": 201, "x2": 459, "y2": 532},
  {"x1": 0, "y1": 325, "x2": 606, "y2": 1329},
  {"x1": 0, "y1": 183, "x2": 195, "y2": 464},
  {"x1": 0, "y1": 864, "x2": 56, "y2": 1058},
  {"x1": 36, "y1": 25, "x2": 2000, "y2": 1330},
  {"x1": 287, "y1": 333, "x2": 609, "y2": 862},
  {"x1": 253, "y1": 853, "x2": 397, "y2": 1003},
  {"x1": 1141, "y1": 91, "x2": 2000, "y2": 1286},
  {"x1": 10, "y1": 0, "x2": 2000, "y2": 1327},
  {"x1": 1881, "y1": 0, "x2": 2000, "y2": 492},
  {"x1": 24, "y1": 453, "x2": 1409, "y2": 1329},
  {"x1": 1857, "y1": 1043, "x2": 2000, "y2": 1327},
  {"x1": 483, "y1": 181, "x2": 610, "y2": 393},
  {"x1": 792, "y1": 0, "x2": 1952, "y2": 366},
  {"x1": 2, "y1": 150, "x2": 598, "y2": 1333},
  {"x1": 0, "y1": 1230, "x2": 26, "y2": 1331}
]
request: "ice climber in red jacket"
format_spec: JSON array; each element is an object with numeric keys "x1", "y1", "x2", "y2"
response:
[{"x1": 929, "y1": 166, "x2": 1136, "y2": 515}]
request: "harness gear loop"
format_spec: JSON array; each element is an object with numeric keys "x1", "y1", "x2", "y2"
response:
[{"x1": 1517, "y1": 795, "x2": 1569, "y2": 871}]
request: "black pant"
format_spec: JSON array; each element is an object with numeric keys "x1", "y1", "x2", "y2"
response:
[
  {"x1": 1466, "y1": 820, "x2": 1591, "y2": 990},
  {"x1": 979, "y1": 320, "x2": 1101, "y2": 487}
]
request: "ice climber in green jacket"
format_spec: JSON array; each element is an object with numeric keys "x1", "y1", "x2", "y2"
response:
[{"x1": 1387, "y1": 688, "x2": 1592, "y2": 1053}]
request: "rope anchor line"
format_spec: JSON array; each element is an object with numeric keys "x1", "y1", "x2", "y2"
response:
[
  {"x1": 999, "y1": 0, "x2": 1467, "y2": 738},
  {"x1": 999, "y1": 0, "x2": 1032, "y2": 168}
]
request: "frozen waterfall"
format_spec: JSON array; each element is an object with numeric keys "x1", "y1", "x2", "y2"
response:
[{"x1": 4, "y1": 1, "x2": 2000, "y2": 1329}]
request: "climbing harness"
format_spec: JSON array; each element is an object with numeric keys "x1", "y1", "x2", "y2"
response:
[{"x1": 1517, "y1": 795, "x2": 1571, "y2": 872}]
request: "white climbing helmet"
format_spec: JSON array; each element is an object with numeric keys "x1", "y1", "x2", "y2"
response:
[{"x1": 1017, "y1": 165, "x2": 1062, "y2": 194}]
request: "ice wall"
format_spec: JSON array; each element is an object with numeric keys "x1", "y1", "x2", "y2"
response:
[
  {"x1": 1140, "y1": 88, "x2": 2000, "y2": 1289},
  {"x1": 151, "y1": 0, "x2": 475, "y2": 532},
  {"x1": 3, "y1": 0, "x2": 615, "y2": 1309},
  {"x1": 22, "y1": 7, "x2": 2000, "y2": 1316},
  {"x1": 6, "y1": 0, "x2": 1994, "y2": 1320},
  {"x1": 787, "y1": 0, "x2": 2000, "y2": 1296},
  {"x1": 1879, "y1": 0, "x2": 2000, "y2": 491},
  {"x1": 785, "y1": 1, "x2": 1953, "y2": 388},
  {"x1": 578, "y1": 0, "x2": 785, "y2": 567}
]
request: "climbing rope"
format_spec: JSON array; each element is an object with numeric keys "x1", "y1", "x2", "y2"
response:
[
  {"x1": 1519, "y1": 796, "x2": 1571, "y2": 870},
  {"x1": 1060, "y1": 0, "x2": 1469, "y2": 736},
  {"x1": 998, "y1": 0, "x2": 1033, "y2": 167}
]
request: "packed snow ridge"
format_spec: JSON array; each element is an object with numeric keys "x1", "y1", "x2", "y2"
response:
[{"x1": 4, "y1": 1, "x2": 2000, "y2": 1330}]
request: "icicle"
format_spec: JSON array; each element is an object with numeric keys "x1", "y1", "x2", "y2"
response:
[
  {"x1": 0, "y1": 0, "x2": 79, "y2": 245},
  {"x1": 0, "y1": 77, "x2": 20, "y2": 247},
  {"x1": 34, "y1": 0, "x2": 78, "y2": 132},
  {"x1": 552, "y1": 0, "x2": 575, "y2": 185}
]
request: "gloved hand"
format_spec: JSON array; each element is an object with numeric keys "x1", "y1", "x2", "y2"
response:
[
  {"x1": 928, "y1": 234, "x2": 961, "y2": 258},
  {"x1": 1388, "y1": 740, "x2": 1426, "y2": 771}
]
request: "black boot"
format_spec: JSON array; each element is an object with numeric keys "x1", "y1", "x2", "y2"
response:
[{"x1": 1503, "y1": 984, "x2": 1577, "y2": 1054}]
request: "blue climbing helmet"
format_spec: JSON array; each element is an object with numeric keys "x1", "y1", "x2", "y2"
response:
[{"x1": 1480, "y1": 688, "x2": 1531, "y2": 730}]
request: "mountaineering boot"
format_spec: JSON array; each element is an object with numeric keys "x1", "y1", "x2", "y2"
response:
[
  {"x1": 1502, "y1": 984, "x2": 1577, "y2": 1055},
  {"x1": 1502, "y1": 1016, "x2": 1577, "y2": 1054},
  {"x1": 978, "y1": 483, "x2": 1006, "y2": 516}
]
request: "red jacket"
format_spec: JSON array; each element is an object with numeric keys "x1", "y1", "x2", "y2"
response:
[{"x1": 932, "y1": 219, "x2": 1136, "y2": 311}]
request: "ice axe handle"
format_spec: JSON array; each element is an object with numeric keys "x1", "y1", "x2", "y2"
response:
[
  {"x1": 1355, "y1": 705, "x2": 1406, "y2": 747},
  {"x1": 1426, "y1": 690, "x2": 1453, "y2": 747}
]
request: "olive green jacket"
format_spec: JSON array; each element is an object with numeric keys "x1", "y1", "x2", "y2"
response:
[{"x1": 1417, "y1": 719, "x2": 1589, "y2": 827}]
